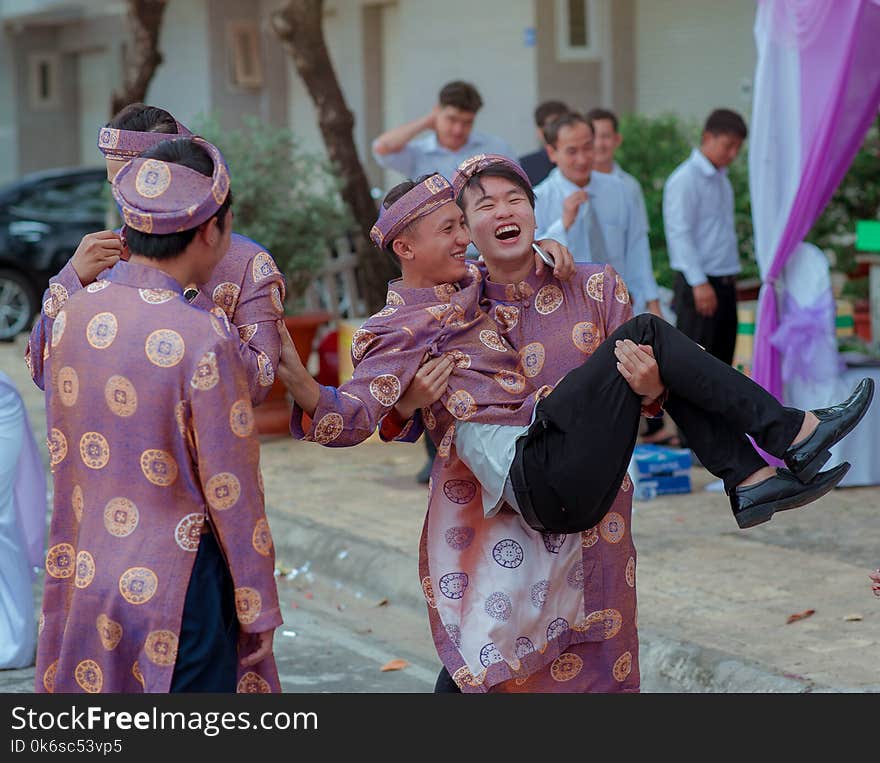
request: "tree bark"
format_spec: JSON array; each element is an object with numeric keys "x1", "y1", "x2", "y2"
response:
[
  {"x1": 271, "y1": 0, "x2": 398, "y2": 312},
  {"x1": 110, "y1": 0, "x2": 169, "y2": 116}
]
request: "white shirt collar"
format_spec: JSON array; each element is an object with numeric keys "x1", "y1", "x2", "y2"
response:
[
  {"x1": 423, "y1": 131, "x2": 483, "y2": 156},
  {"x1": 690, "y1": 147, "x2": 726, "y2": 177},
  {"x1": 549, "y1": 166, "x2": 598, "y2": 194}
]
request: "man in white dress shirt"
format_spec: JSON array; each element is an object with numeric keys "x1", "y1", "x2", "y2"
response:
[
  {"x1": 532, "y1": 111, "x2": 653, "y2": 313},
  {"x1": 662, "y1": 108, "x2": 748, "y2": 366}
]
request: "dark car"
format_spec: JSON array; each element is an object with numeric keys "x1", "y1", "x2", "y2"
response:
[{"x1": 0, "y1": 166, "x2": 107, "y2": 341}]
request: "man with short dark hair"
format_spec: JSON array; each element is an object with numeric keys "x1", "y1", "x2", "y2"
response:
[
  {"x1": 34, "y1": 137, "x2": 282, "y2": 694},
  {"x1": 372, "y1": 80, "x2": 515, "y2": 181},
  {"x1": 519, "y1": 100, "x2": 569, "y2": 186},
  {"x1": 663, "y1": 108, "x2": 748, "y2": 366}
]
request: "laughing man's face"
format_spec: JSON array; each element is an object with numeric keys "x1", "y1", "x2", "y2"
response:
[{"x1": 461, "y1": 175, "x2": 536, "y2": 270}]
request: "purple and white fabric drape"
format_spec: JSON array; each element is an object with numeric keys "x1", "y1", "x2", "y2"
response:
[{"x1": 749, "y1": 0, "x2": 880, "y2": 402}]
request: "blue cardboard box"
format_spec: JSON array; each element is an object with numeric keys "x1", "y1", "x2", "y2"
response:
[{"x1": 628, "y1": 444, "x2": 692, "y2": 498}]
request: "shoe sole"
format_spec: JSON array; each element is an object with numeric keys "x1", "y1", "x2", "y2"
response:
[
  {"x1": 735, "y1": 462, "x2": 851, "y2": 529},
  {"x1": 794, "y1": 380, "x2": 874, "y2": 483}
]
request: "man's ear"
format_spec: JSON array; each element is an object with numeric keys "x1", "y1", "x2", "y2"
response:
[
  {"x1": 199, "y1": 217, "x2": 220, "y2": 247},
  {"x1": 614, "y1": 132, "x2": 623, "y2": 151},
  {"x1": 391, "y1": 235, "x2": 415, "y2": 262},
  {"x1": 545, "y1": 142, "x2": 559, "y2": 163}
]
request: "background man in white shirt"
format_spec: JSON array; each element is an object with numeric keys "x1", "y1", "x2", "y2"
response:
[
  {"x1": 518, "y1": 99, "x2": 569, "y2": 186},
  {"x1": 662, "y1": 108, "x2": 748, "y2": 366}
]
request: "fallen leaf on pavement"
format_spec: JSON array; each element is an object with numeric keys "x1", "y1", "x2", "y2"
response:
[
  {"x1": 380, "y1": 659, "x2": 408, "y2": 672},
  {"x1": 843, "y1": 613, "x2": 863, "y2": 622},
  {"x1": 376, "y1": 598, "x2": 389, "y2": 607},
  {"x1": 786, "y1": 609, "x2": 815, "y2": 624}
]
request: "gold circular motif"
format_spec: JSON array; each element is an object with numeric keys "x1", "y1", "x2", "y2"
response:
[
  {"x1": 572, "y1": 321, "x2": 602, "y2": 355},
  {"x1": 145, "y1": 329, "x2": 185, "y2": 368},
  {"x1": 47, "y1": 428, "x2": 67, "y2": 466},
  {"x1": 251, "y1": 252, "x2": 280, "y2": 283},
  {"x1": 229, "y1": 399, "x2": 254, "y2": 437},
  {"x1": 451, "y1": 666, "x2": 474, "y2": 690},
  {"x1": 422, "y1": 406, "x2": 437, "y2": 430},
  {"x1": 494, "y1": 370, "x2": 526, "y2": 395},
  {"x1": 425, "y1": 304, "x2": 450, "y2": 321},
  {"x1": 46, "y1": 542, "x2": 75, "y2": 578},
  {"x1": 138, "y1": 288, "x2": 176, "y2": 304},
  {"x1": 43, "y1": 283, "x2": 69, "y2": 319},
  {"x1": 479, "y1": 329, "x2": 508, "y2": 352},
  {"x1": 257, "y1": 352, "x2": 275, "y2": 387},
  {"x1": 238, "y1": 672, "x2": 271, "y2": 693},
  {"x1": 74, "y1": 659, "x2": 103, "y2": 693},
  {"x1": 97, "y1": 614, "x2": 123, "y2": 650},
  {"x1": 519, "y1": 342, "x2": 546, "y2": 379},
  {"x1": 312, "y1": 413, "x2": 344, "y2": 444},
  {"x1": 103, "y1": 497, "x2": 139, "y2": 538},
  {"x1": 211, "y1": 315, "x2": 229, "y2": 338},
  {"x1": 75, "y1": 550, "x2": 96, "y2": 589},
  {"x1": 446, "y1": 389, "x2": 477, "y2": 420},
  {"x1": 43, "y1": 660, "x2": 58, "y2": 692},
  {"x1": 437, "y1": 424, "x2": 456, "y2": 459},
  {"x1": 122, "y1": 207, "x2": 153, "y2": 233},
  {"x1": 205, "y1": 472, "x2": 241, "y2": 511},
  {"x1": 613, "y1": 651, "x2": 633, "y2": 682},
  {"x1": 144, "y1": 630, "x2": 179, "y2": 667},
  {"x1": 586, "y1": 272, "x2": 605, "y2": 302},
  {"x1": 268, "y1": 284, "x2": 283, "y2": 314},
  {"x1": 38, "y1": 611, "x2": 45, "y2": 635},
  {"x1": 140, "y1": 449, "x2": 178, "y2": 487},
  {"x1": 174, "y1": 400, "x2": 188, "y2": 438},
  {"x1": 535, "y1": 284, "x2": 564, "y2": 315},
  {"x1": 599, "y1": 511, "x2": 626, "y2": 544},
  {"x1": 369, "y1": 374, "x2": 401, "y2": 406},
  {"x1": 57, "y1": 366, "x2": 78, "y2": 407},
  {"x1": 86, "y1": 280, "x2": 110, "y2": 293},
  {"x1": 466, "y1": 262, "x2": 482, "y2": 282},
  {"x1": 421, "y1": 576, "x2": 436, "y2": 608},
  {"x1": 79, "y1": 432, "x2": 110, "y2": 470},
  {"x1": 135, "y1": 159, "x2": 172, "y2": 198},
  {"x1": 119, "y1": 567, "x2": 158, "y2": 605},
  {"x1": 235, "y1": 587, "x2": 262, "y2": 625},
  {"x1": 615, "y1": 274, "x2": 630, "y2": 304},
  {"x1": 132, "y1": 661, "x2": 145, "y2": 688},
  {"x1": 350, "y1": 329, "x2": 376, "y2": 361},
  {"x1": 252, "y1": 518, "x2": 273, "y2": 557},
  {"x1": 86, "y1": 311, "x2": 118, "y2": 349},
  {"x1": 601, "y1": 608, "x2": 623, "y2": 639},
  {"x1": 621, "y1": 473, "x2": 632, "y2": 492},
  {"x1": 373, "y1": 305, "x2": 397, "y2": 319},
  {"x1": 174, "y1": 513, "x2": 205, "y2": 552},
  {"x1": 494, "y1": 304, "x2": 519, "y2": 333},
  {"x1": 581, "y1": 527, "x2": 599, "y2": 548},
  {"x1": 550, "y1": 652, "x2": 584, "y2": 682},
  {"x1": 190, "y1": 351, "x2": 220, "y2": 391},
  {"x1": 625, "y1": 556, "x2": 635, "y2": 588},
  {"x1": 386, "y1": 290, "x2": 405, "y2": 306},
  {"x1": 449, "y1": 349, "x2": 470, "y2": 369},
  {"x1": 238, "y1": 323, "x2": 257, "y2": 343},
  {"x1": 434, "y1": 283, "x2": 457, "y2": 301},
  {"x1": 104, "y1": 375, "x2": 138, "y2": 417}
]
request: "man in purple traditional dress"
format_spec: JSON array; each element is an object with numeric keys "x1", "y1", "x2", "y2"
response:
[
  {"x1": 34, "y1": 137, "x2": 281, "y2": 694},
  {"x1": 26, "y1": 103, "x2": 285, "y2": 406},
  {"x1": 276, "y1": 160, "x2": 871, "y2": 692}
]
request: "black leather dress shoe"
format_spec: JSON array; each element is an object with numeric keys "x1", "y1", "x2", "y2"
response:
[
  {"x1": 729, "y1": 462, "x2": 851, "y2": 529},
  {"x1": 784, "y1": 378, "x2": 874, "y2": 483}
]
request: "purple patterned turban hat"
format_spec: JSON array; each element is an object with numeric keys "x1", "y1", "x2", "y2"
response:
[
  {"x1": 111, "y1": 137, "x2": 231, "y2": 235},
  {"x1": 451, "y1": 153, "x2": 532, "y2": 201},
  {"x1": 97, "y1": 120, "x2": 193, "y2": 160},
  {"x1": 370, "y1": 173, "x2": 455, "y2": 250}
]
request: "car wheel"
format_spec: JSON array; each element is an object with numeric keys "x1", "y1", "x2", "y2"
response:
[{"x1": 0, "y1": 268, "x2": 37, "y2": 342}]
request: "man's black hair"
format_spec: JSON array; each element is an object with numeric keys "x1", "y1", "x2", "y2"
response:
[
  {"x1": 455, "y1": 164, "x2": 535, "y2": 212},
  {"x1": 542, "y1": 110, "x2": 591, "y2": 147},
  {"x1": 438, "y1": 81, "x2": 483, "y2": 113},
  {"x1": 534, "y1": 100, "x2": 569, "y2": 128},
  {"x1": 107, "y1": 102, "x2": 178, "y2": 134},
  {"x1": 123, "y1": 139, "x2": 233, "y2": 261},
  {"x1": 379, "y1": 174, "x2": 435, "y2": 254},
  {"x1": 703, "y1": 108, "x2": 748, "y2": 140},
  {"x1": 585, "y1": 107, "x2": 619, "y2": 133}
]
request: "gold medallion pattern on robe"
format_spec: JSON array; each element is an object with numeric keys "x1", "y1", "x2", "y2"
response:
[
  {"x1": 213, "y1": 282, "x2": 241, "y2": 318},
  {"x1": 351, "y1": 329, "x2": 377, "y2": 361},
  {"x1": 621, "y1": 473, "x2": 632, "y2": 492},
  {"x1": 493, "y1": 304, "x2": 519, "y2": 333},
  {"x1": 421, "y1": 576, "x2": 436, "y2": 608},
  {"x1": 46, "y1": 542, "x2": 75, "y2": 578},
  {"x1": 43, "y1": 660, "x2": 58, "y2": 692},
  {"x1": 86, "y1": 280, "x2": 111, "y2": 293},
  {"x1": 585, "y1": 272, "x2": 605, "y2": 302},
  {"x1": 43, "y1": 283, "x2": 69, "y2": 318},
  {"x1": 238, "y1": 323, "x2": 257, "y2": 343},
  {"x1": 75, "y1": 550, "x2": 96, "y2": 589},
  {"x1": 86, "y1": 312, "x2": 118, "y2": 350},
  {"x1": 437, "y1": 423, "x2": 456, "y2": 458},
  {"x1": 140, "y1": 449, "x2": 178, "y2": 487},
  {"x1": 210, "y1": 315, "x2": 229, "y2": 338},
  {"x1": 51, "y1": 310, "x2": 67, "y2": 347},
  {"x1": 434, "y1": 283, "x2": 457, "y2": 301},
  {"x1": 599, "y1": 511, "x2": 626, "y2": 544},
  {"x1": 257, "y1": 352, "x2": 275, "y2": 387},
  {"x1": 615, "y1": 275, "x2": 630, "y2": 304},
  {"x1": 550, "y1": 652, "x2": 583, "y2": 682},
  {"x1": 252, "y1": 252, "x2": 280, "y2": 283},
  {"x1": 138, "y1": 288, "x2": 176, "y2": 304},
  {"x1": 581, "y1": 527, "x2": 599, "y2": 548},
  {"x1": 268, "y1": 283, "x2": 283, "y2": 314},
  {"x1": 625, "y1": 556, "x2": 635, "y2": 588},
  {"x1": 145, "y1": 329, "x2": 185, "y2": 368},
  {"x1": 449, "y1": 349, "x2": 471, "y2": 369},
  {"x1": 104, "y1": 375, "x2": 138, "y2": 417},
  {"x1": 229, "y1": 399, "x2": 254, "y2": 437},
  {"x1": 79, "y1": 432, "x2": 110, "y2": 469},
  {"x1": 425, "y1": 304, "x2": 450, "y2": 322},
  {"x1": 119, "y1": 567, "x2": 158, "y2": 605},
  {"x1": 47, "y1": 428, "x2": 67, "y2": 466},
  {"x1": 479, "y1": 329, "x2": 508, "y2": 352},
  {"x1": 38, "y1": 611, "x2": 45, "y2": 635},
  {"x1": 135, "y1": 159, "x2": 172, "y2": 198},
  {"x1": 72, "y1": 484, "x2": 83, "y2": 523},
  {"x1": 132, "y1": 661, "x2": 145, "y2": 688},
  {"x1": 75, "y1": 659, "x2": 103, "y2": 693},
  {"x1": 252, "y1": 518, "x2": 273, "y2": 557},
  {"x1": 190, "y1": 351, "x2": 220, "y2": 391},
  {"x1": 97, "y1": 614, "x2": 123, "y2": 650},
  {"x1": 519, "y1": 342, "x2": 546, "y2": 378},
  {"x1": 145, "y1": 630, "x2": 179, "y2": 667},
  {"x1": 312, "y1": 413, "x2": 344, "y2": 444},
  {"x1": 422, "y1": 406, "x2": 437, "y2": 430},
  {"x1": 571, "y1": 321, "x2": 602, "y2": 355},
  {"x1": 613, "y1": 651, "x2": 633, "y2": 682},
  {"x1": 535, "y1": 284, "x2": 564, "y2": 315},
  {"x1": 205, "y1": 472, "x2": 241, "y2": 511},
  {"x1": 494, "y1": 369, "x2": 527, "y2": 395},
  {"x1": 386, "y1": 290, "x2": 405, "y2": 306},
  {"x1": 174, "y1": 513, "x2": 204, "y2": 552},
  {"x1": 56, "y1": 366, "x2": 78, "y2": 407},
  {"x1": 238, "y1": 672, "x2": 271, "y2": 693},
  {"x1": 446, "y1": 389, "x2": 477, "y2": 420},
  {"x1": 235, "y1": 587, "x2": 262, "y2": 624},
  {"x1": 103, "y1": 497, "x2": 139, "y2": 538},
  {"x1": 369, "y1": 374, "x2": 401, "y2": 406}
]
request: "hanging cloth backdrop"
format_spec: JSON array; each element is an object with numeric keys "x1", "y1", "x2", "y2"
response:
[{"x1": 749, "y1": 0, "x2": 880, "y2": 402}]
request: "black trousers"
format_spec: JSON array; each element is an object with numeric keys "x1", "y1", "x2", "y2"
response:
[
  {"x1": 170, "y1": 530, "x2": 239, "y2": 693},
  {"x1": 672, "y1": 272, "x2": 739, "y2": 366},
  {"x1": 509, "y1": 314, "x2": 804, "y2": 534}
]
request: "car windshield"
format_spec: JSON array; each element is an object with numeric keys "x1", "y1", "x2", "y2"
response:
[{"x1": 9, "y1": 176, "x2": 106, "y2": 224}]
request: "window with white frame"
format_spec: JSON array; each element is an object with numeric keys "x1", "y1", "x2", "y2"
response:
[
  {"x1": 556, "y1": 0, "x2": 602, "y2": 61},
  {"x1": 29, "y1": 53, "x2": 60, "y2": 110},
  {"x1": 227, "y1": 21, "x2": 263, "y2": 88}
]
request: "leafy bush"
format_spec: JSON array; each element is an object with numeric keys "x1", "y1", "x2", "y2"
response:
[{"x1": 193, "y1": 115, "x2": 352, "y2": 308}]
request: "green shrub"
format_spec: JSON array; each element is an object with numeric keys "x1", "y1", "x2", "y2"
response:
[{"x1": 193, "y1": 115, "x2": 352, "y2": 309}]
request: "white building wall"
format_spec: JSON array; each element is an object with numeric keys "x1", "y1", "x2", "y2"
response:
[{"x1": 635, "y1": 0, "x2": 756, "y2": 122}]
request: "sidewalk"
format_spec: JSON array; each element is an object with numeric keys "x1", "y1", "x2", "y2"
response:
[{"x1": 4, "y1": 335, "x2": 880, "y2": 692}]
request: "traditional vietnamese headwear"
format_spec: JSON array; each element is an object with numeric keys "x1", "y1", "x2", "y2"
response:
[
  {"x1": 451, "y1": 153, "x2": 532, "y2": 200},
  {"x1": 370, "y1": 173, "x2": 454, "y2": 249},
  {"x1": 97, "y1": 120, "x2": 193, "y2": 160},
  {"x1": 111, "y1": 137, "x2": 230, "y2": 235}
]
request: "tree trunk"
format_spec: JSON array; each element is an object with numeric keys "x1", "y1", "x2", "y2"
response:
[
  {"x1": 271, "y1": 0, "x2": 398, "y2": 313},
  {"x1": 110, "y1": 0, "x2": 169, "y2": 116}
]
